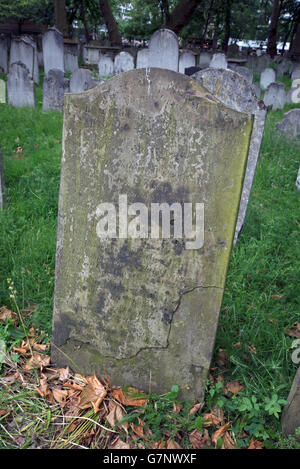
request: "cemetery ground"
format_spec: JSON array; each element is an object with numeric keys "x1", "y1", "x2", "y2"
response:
[{"x1": 0, "y1": 72, "x2": 299, "y2": 450}]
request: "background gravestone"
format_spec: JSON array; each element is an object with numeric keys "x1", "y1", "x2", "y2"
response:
[
  {"x1": 136, "y1": 49, "x2": 149, "y2": 69},
  {"x1": 179, "y1": 52, "x2": 195, "y2": 74},
  {"x1": 9, "y1": 37, "x2": 35, "y2": 82},
  {"x1": 148, "y1": 29, "x2": 179, "y2": 71},
  {"x1": 210, "y1": 53, "x2": 227, "y2": 69},
  {"x1": 7, "y1": 62, "x2": 35, "y2": 108},
  {"x1": 199, "y1": 51, "x2": 211, "y2": 68},
  {"x1": 0, "y1": 35, "x2": 8, "y2": 74},
  {"x1": 114, "y1": 52, "x2": 134, "y2": 75},
  {"x1": 229, "y1": 64, "x2": 253, "y2": 83},
  {"x1": 260, "y1": 67, "x2": 276, "y2": 89},
  {"x1": 281, "y1": 367, "x2": 300, "y2": 440},
  {"x1": 43, "y1": 69, "x2": 69, "y2": 111},
  {"x1": 22, "y1": 35, "x2": 39, "y2": 84},
  {"x1": 275, "y1": 109, "x2": 300, "y2": 142},
  {"x1": 192, "y1": 67, "x2": 267, "y2": 244},
  {"x1": 264, "y1": 82, "x2": 286, "y2": 110},
  {"x1": 0, "y1": 149, "x2": 4, "y2": 210},
  {"x1": 52, "y1": 68, "x2": 253, "y2": 401},
  {"x1": 70, "y1": 68, "x2": 99, "y2": 93},
  {"x1": 42, "y1": 27, "x2": 64, "y2": 75},
  {"x1": 98, "y1": 55, "x2": 114, "y2": 76},
  {"x1": 0, "y1": 79, "x2": 5, "y2": 103},
  {"x1": 64, "y1": 42, "x2": 79, "y2": 74}
]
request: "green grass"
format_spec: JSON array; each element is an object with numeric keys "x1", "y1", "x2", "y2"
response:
[{"x1": 0, "y1": 76, "x2": 300, "y2": 448}]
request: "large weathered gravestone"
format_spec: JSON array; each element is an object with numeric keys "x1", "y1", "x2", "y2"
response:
[
  {"x1": 0, "y1": 149, "x2": 4, "y2": 210},
  {"x1": 179, "y1": 52, "x2": 195, "y2": 74},
  {"x1": 98, "y1": 55, "x2": 114, "y2": 76},
  {"x1": 70, "y1": 68, "x2": 98, "y2": 93},
  {"x1": 43, "y1": 69, "x2": 69, "y2": 111},
  {"x1": 114, "y1": 52, "x2": 134, "y2": 75},
  {"x1": 0, "y1": 34, "x2": 9, "y2": 74},
  {"x1": 260, "y1": 67, "x2": 276, "y2": 89},
  {"x1": 136, "y1": 49, "x2": 149, "y2": 69},
  {"x1": 275, "y1": 109, "x2": 300, "y2": 142},
  {"x1": 264, "y1": 82, "x2": 286, "y2": 110},
  {"x1": 281, "y1": 367, "x2": 300, "y2": 440},
  {"x1": 42, "y1": 27, "x2": 64, "y2": 76},
  {"x1": 52, "y1": 68, "x2": 253, "y2": 400},
  {"x1": 9, "y1": 37, "x2": 35, "y2": 82},
  {"x1": 192, "y1": 68, "x2": 266, "y2": 244},
  {"x1": 0, "y1": 79, "x2": 5, "y2": 103},
  {"x1": 148, "y1": 29, "x2": 179, "y2": 71},
  {"x1": 7, "y1": 62, "x2": 35, "y2": 108}
]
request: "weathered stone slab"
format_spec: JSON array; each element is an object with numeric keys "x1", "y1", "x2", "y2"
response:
[
  {"x1": 0, "y1": 79, "x2": 5, "y2": 103},
  {"x1": 64, "y1": 42, "x2": 79, "y2": 74},
  {"x1": 0, "y1": 149, "x2": 4, "y2": 210},
  {"x1": 0, "y1": 34, "x2": 8, "y2": 74},
  {"x1": 7, "y1": 62, "x2": 35, "y2": 108},
  {"x1": 136, "y1": 49, "x2": 149, "y2": 69},
  {"x1": 42, "y1": 27, "x2": 64, "y2": 75},
  {"x1": 52, "y1": 68, "x2": 253, "y2": 401},
  {"x1": 210, "y1": 53, "x2": 227, "y2": 69},
  {"x1": 179, "y1": 52, "x2": 195, "y2": 74},
  {"x1": 70, "y1": 68, "x2": 97, "y2": 93},
  {"x1": 43, "y1": 69, "x2": 69, "y2": 111},
  {"x1": 9, "y1": 37, "x2": 35, "y2": 81},
  {"x1": 282, "y1": 367, "x2": 300, "y2": 440},
  {"x1": 114, "y1": 52, "x2": 134, "y2": 74},
  {"x1": 275, "y1": 109, "x2": 300, "y2": 142},
  {"x1": 260, "y1": 67, "x2": 276, "y2": 89},
  {"x1": 192, "y1": 68, "x2": 266, "y2": 244},
  {"x1": 199, "y1": 52, "x2": 211, "y2": 68},
  {"x1": 148, "y1": 29, "x2": 179, "y2": 71},
  {"x1": 98, "y1": 55, "x2": 114, "y2": 76},
  {"x1": 264, "y1": 82, "x2": 286, "y2": 110}
]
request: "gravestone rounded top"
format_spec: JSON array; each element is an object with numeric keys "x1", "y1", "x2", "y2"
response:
[
  {"x1": 192, "y1": 67, "x2": 260, "y2": 114},
  {"x1": 148, "y1": 29, "x2": 179, "y2": 71}
]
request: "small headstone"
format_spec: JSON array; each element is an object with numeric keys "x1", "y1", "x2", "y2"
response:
[
  {"x1": 260, "y1": 68, "x2": 276, "y2": 89},
  {"x1": 296, "y1": 167, "x2": 300, "y2": 191},
  {"x1": 136, "y1": 49, "x2": 149, "y2": 69},
  {"x1": 114, "y1": 52, "x2": 134, "y2": 75},
  {"x1": 148, "y1": 29, "x2": 179, "y2": 71},
  {"x1": 0, "y1": 79, "x2": 5, "y2": 103},
  {"x1": 64, "y1": 42, "x2": 79, "y2": 74},
  {"x1": 210, "y1": 53, "x2": 227, "y2": 69},
  {"x1": 275, "y1": 58, "x2": 292, "y2": 77},
  {"x1": 83, "y1": 45, "x2": 101, "y2": 65},
  {"x1": 7, "y1": 62, "x2": 35, "y2": 108},
  {"x1": 179, "y1": 52, "x2": 195, "y2": 74},
  {"x1": 0, "y1": 34, "x2": 8, "y2": 74},
  {"x1": 281, "y1": 367, "x2": 300, "y2": 440},
  {"x1": 52, "y1": 68, "x2": 253, "y2": 401},
  {"x1": 42, "y1": 27, "x2": 64, "y2": 75},
  {"x1": 9, "y1": 37, "x2": 35, "y2": 82},
  {"x1": 291, "y1": 68, "x2": 300, "y2": 81},
  {"x1": 98, "y1": 55, "x2": 114, "y2": 76},
  {"x1": 70, "y1": 68, "x2": 97, "y2": 93},
  {"x1": 185, "y1": 66, "x2": 202, "y2": 76},
  {"x1": 275, "y1": 109, "x2": 300, "y2": 142},
  {"x1": 287, "y1": 80, "x2": 300, "y2": 104},
  {"x1": 192, "y1": 67, "x2": 267, "y2": 244},
  {"x1": 0, "y1": 149, "x2": 4, "y2": 210},
  {"x1": 263, "y1": 82, "x2": 286, "y2": 110},
  {"x1": 199, "y1": 52, "x2": 211, "y2": 68},
  {"x1": 43, "y1": 69, "x2": 69, "y2": 111}
]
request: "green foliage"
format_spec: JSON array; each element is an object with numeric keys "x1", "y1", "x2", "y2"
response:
[{"x1": 0, "y1": 0, "x2": 53, "y2": 24}]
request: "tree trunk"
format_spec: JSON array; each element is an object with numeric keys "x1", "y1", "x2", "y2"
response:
[
  {"x1": 222, "y1": 0, "x2": 231, "y2": 52},
  {"x1": 164, "y1": 0, "x2": 201, "y2": 34},
  {"x1": 98, "y1": 0, "x2": 122, "y2": 44},
  {"x1": 54, "y1": 0, "x2": 69, "y2": 37},
  {"x1": 289, "y1": 22, "x2": 300, "y2": 59},
  {"x1": 266, "y1": 0, "x2": 281, "y2": 57},
  {"x1": 201, "y1": 0, "x2": 214, "y2": 46},
  {"x1": 81, "y1": 0, "x2": 91, "y2": 43},
  {"x1": 161, "y1": 0, "x2": 170, "y2": 24}
]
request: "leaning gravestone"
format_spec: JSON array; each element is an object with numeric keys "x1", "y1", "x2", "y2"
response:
[
  {"x1": 0, "y1": 79, "x2": 5, "y2": 103},
  {"x1": 0, "y1": 35, "x2": 8, "y2": 74},
  {"x1": 51, "y1": 68, "x2": 253, "y2": 400},
  {"x1": 136, "y1": 49, "x2": 149, "y2": 69},
  {"x1": 42, "y1": 27, "x2": 64, "y2": 75},
  {"x1": 179, "y1": 52, "x2": 195, "y2": 74},
  {"x1": 70, "y1": 68, "x2": 98, "y2": 93},
  {"x1": 148, "y1": 29, "x2": 179, "y2": 71},
  {"x1": 98, "y1": 55, "x2": 114, "y2": 76},
  {"x1": 281, "y1": 367, "x2": 300, "y2": 441},
  {"x1": 264, "y1": 82, "x2": 286, "y2": 110},
  {"x1": 43, "y1": 69, "x2": 69, "y2": 111},
  {"x1": 260, "y1": 67, "x2": 276, "y2": 89},
  {"x1": 7, "y1": 62, "x2": 35, "y2": 108},
  {"x1": 192, "y1": 68, "x2": 267, "y2": 244},
  {"x1": 0, "y1": 149, "x2": 4, "y2": 210},
  {"x1": 275, "y1": 109, "x2": 300, "y2": 142},
  {"x1": 210, "y1": 53, "x2": 227, "y2": 69},
  {"x1": 114, "y1": 52, "x2": 134, "y2": 75}
]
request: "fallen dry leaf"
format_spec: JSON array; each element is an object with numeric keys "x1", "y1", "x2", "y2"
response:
[
  {"x1": 285, "y1": 322, "x2": 300, "y2": 339},
  {"x1": 0, "y1": 409, "x2": 11, "y2": 418},
  {"x1": 78, "y1": 374, "x2": 107, "y2": 413},
  {"x1": 0, "y1": 306, "x2": 16, "y2": 323},
  {"x1": 225, "y1": 380, "x2": 244, "y2": 395},
  {"x1": 106, "y1": 401, "x2": 128, "y2": 433},
  {"x1": 130, "y1": 418, "x2": 145, "y2": 438},
  {"x1": 189, "y1": 402, "x2": 203, "y2": 415},
  {"x1": 248, "y1": 438, "x2": 263, "y2": 449},
  {"x1": 222, "y1": 431, "x2": 236, "y2": 449},
  {"x1": 248, "y1": 343, "x2": 257, "y2": 354},
  {"x1": 212, "y1": 422, "x2": 231, "y2": 447},
  {"x1": 167, "y1": 439, "x2": 182, "y2": 449},
  {"x1": 112, "y1": 387, "x2": 148, "y2": 407},
  {"x1": 23, "y1": 352, "x2": 50, "y2": 371},
  {"x1": 173, "y1": 402, "x2": 181, "y2": 413},
  {"x1": 203, "y1": 412, "x2": 223, "y2": 426},
  {"x1": 189, "y1": 429, "x2": 211, "y2": 449},
  {"x1": 52, "y1": 388, "x2": 69, "y2": 408},
  {"x1": 216, "y1": 348, "x2": 228, "y2": 367},
  {"x1": 110, "y1": 437, "x2": 130, "y2": 449}
]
